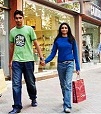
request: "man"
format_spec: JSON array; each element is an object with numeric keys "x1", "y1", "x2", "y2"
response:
[{"x1": 9, "y1": 10, "x2": 44, "y2": 114}]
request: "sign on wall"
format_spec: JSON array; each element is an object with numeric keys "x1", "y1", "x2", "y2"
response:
[{"x1": 84, "y1": 2, "x2": 101, "y2": 20}]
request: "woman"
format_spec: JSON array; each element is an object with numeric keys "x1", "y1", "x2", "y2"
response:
[{"x1": 41, "y1": 22, "x2": 80, "y2": 113}]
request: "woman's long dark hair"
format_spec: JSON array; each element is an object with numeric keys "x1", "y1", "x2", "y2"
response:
[{"x1": 54, "y1": 22, "x2": 75, "y2": 43}]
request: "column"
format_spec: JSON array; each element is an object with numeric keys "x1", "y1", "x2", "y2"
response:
[
  {"x1": 9, "y1": 0, "x2": 23, "y2": 29},
  {"x1": 75, "y1": 14, "x2": 82, "y2": 68}
]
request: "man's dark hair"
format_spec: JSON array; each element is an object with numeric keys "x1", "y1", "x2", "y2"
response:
[{"x1": 14, "y1": 10, "x2": 24, "y2": 18}]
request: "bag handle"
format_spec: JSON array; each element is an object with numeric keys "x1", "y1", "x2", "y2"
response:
[{"x1": 76, "y1": 74, "x2": 80, "y2": 80}]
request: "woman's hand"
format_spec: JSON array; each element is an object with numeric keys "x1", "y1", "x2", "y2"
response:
[
  {"x1": 40, "y1": 60, "x2": 45, "y2": 66},
  {"x1": 76, "y1": 70, "x2": 80, "y2": 75}
]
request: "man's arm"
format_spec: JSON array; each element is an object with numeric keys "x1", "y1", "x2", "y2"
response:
[
  {"x1": 9, "y1": 43, "x2": 14, "y2": 67},
  {"x1": 33, "y1": 40, "x2": 44, "y2": 60}
]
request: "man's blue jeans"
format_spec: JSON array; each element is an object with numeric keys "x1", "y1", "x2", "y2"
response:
[
  {"x1": 57, "y1": 61, "x2": 74, "y2": 110},
  {"x1": 12, "y1": 61, "x2": 37, "y2": 109}
]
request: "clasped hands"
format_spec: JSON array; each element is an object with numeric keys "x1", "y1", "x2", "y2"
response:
[{"x1": 40, "y1": 60, "x2": 46, "y2": 66}]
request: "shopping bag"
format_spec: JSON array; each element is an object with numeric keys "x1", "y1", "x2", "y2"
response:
[
  {"x1": 0, "y1": 69, "x2": 7, "y2": 94},
  {"x1": 72, "y1": 78, "x2": 86, "y2": 103}
]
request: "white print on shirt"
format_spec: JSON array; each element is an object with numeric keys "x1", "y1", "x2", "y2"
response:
[{"x1": 15, "y1": 34, "x2": 25, "y2": 47}]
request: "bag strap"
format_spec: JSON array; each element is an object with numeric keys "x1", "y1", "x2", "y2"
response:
[{"x1": 76, "y1": 74, "x2": 80, "y2": 80}]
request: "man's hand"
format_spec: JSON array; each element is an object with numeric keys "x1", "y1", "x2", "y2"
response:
[
  {"x1": 9, "y1": 61, "x2": 12, "y2": 68},
  {"x1": 40, "y1": 60, "x2": 45, "y2": 66}
]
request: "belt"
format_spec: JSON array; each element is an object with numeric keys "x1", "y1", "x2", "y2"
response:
[{"x1": 62, "y1": 60, "x2": 73, "y2": 64}]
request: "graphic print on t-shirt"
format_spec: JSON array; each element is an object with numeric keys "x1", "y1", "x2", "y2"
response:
[{"x1": 15, "y1": 34, "x2": 25, "y2": 47}]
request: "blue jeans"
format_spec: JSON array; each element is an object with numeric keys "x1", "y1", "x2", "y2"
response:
[
  {"x1": 57, "y1": 61, "x2": 74, "y2": 110},
  {"x1": 12, "y1": 61, "x2": 37, "y2": 109}
]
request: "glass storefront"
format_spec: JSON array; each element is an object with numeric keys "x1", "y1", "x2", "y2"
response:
[
  {"x1": 82, "y1": 21, "x2": 99, "y2": 63},
  {"x1": 0, "y1": 1, "x2": 4, "y2": 69},
  {"x1": 23, "y1": 0, "x2": 74, "y2": 72},
  {"x1": 0, "y1": 9, "x2": 4, "y2": 69},
  {"x1": 0, "y1": 0, "x2": 9, "y2": 76}
]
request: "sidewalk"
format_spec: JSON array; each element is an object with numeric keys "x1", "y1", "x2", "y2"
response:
[
  {"x1": 0, "y1": 63, "x2": 101, "y2": 113},
  {"x1": 35, "y1": 62, "x2": 101, "y2": 81}
]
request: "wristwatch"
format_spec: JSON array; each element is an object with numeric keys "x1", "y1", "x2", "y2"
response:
[{"x1": 40, "y1": 57, "x2": 44, "y2": 61}]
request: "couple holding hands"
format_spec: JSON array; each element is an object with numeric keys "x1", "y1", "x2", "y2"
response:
[{"x1": 9, "y1": 9, "x2": 80, "y2": 114}]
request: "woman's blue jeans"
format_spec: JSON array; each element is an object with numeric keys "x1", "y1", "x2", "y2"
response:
[
  {"x1": 12, "y1": 61, "x2": 37, "y2": 109},
  {"x1": 57, "y1": 61, "x2": 74, "y2": 110}
]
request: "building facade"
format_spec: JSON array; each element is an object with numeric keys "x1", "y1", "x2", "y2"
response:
[
  {"x1": 0, "y1": 0, "x2": 9, "y2": 77},
  {"x1": 0, "y1": 0, "x2": 101, "y2": 77}
]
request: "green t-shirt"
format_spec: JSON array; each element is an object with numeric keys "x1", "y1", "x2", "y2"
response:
[{"x1": 10, "y1": 25, "x2": 37, "y2": 62}]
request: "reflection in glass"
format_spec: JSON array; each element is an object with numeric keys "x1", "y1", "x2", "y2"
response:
[
  {"x1": 0, "y1": 0, "x2": 4, "y2": 69},
  {"x1": 23, "y1": 1, "x2": 72, "y2": 30},
  {"x1": 0, "y1": 10, "x2": 5, "y2": 68},
  {"x1": 23, "y1": 0, "x2": 74, "y2": 70},
  {"x1": 82, "y1": 22, "x2": 99, "y2": 63}
]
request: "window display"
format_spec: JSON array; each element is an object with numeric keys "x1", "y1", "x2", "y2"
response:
[
  {"x1": 23, "y1": 0, "x2": 74, "y2": 71},
  {"x1": 0, "y1": 8, "x2": 4, "y2": 69},
  {"x1": 0, "y1": 0, "x2": 9, "y2": 77},
  {"x1": 82, "y1": 22, "x2": 99, "y2": 63}
]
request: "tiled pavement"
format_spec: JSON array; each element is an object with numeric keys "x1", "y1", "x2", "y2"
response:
[{"x1": 0, "y1": 63, "x2": 101, "y2": 114}]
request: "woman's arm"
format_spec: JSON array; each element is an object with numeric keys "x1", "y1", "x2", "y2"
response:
[
  {"x1": 45, "y1": 42, "x2": 57, "y2": 64},
  {"x1": 72, "y1": 40, "x2": 80, "y2": 71}
]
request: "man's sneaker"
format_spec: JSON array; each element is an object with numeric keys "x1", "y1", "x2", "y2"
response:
[
  {"x1": 8, "y1": 108, "x2": 21, "y2": 114},
  {"x1": 64, "y1": 108, "x2": 71, "y2": 113},
  {"x1": 31, "y1": 99, "x2": 38, "y2": 107}
]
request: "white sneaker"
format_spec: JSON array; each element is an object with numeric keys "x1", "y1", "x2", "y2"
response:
[{"x1": 64, "y1": 108, "x2": 71, "y2": 113}]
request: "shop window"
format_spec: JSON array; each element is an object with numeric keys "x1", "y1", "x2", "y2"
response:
[
  {"x1": 23, "y1": 0, "x2": 74, "y2": 71},
  {"x1": 82, "y1": 22, "x2": 99, "y2": 63},
  {"x1": 0, "y1": 6, "x2": 4, "y2": 69}
]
